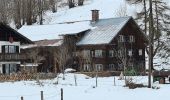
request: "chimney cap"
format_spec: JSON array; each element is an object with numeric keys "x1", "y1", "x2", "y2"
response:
[{"x1": 91, "y1": 9, "x2": 100, "y2": 11}]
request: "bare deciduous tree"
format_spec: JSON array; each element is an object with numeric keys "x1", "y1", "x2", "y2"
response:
[
  {"x1": 68, "y1": 0, "x2": 75, "y2": 8},
  {"x1": 26, "y1": 48, "x2": 45, "y2": 73},
  {"x1": 115, "y1": 3, "x2": 128, "y2": 17}
]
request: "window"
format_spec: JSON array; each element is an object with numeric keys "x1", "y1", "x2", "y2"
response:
[
  {"x1": 109, "y1": 64, "x2": 115, "y2": 71},
  {"x1": 118, "y1": 63, "x2": 123, "y2": 70},
  {"x1": 139, "y1": 49, "x2": 142, "y2": 56},
  {"x1": 5, "y1": 46, "x2": 8, "y2": 53},
  {"x1": 83, "y1": 50, "x2": 91, "y2": 57},
  {"x1": 128, "y1": 49, "x2": 132, "y2": 56},
  {"x1": 109, "y1": 50, "x2": 114, "y2": 57},
  {"x1": 95, "y1": 64, "x2": 103, "y2": 71},
  {"x1": 129, "y1": 35, "x2": 135, "y2": 42},
  {"x1": 118, "y1": 35, "x2": 125, "y2": 42},
  {"x1": 118, "y1": 50, "x2": 123, "y2": 57},
  {"x1": 2, "y1": 45, "x2": 19, "y2": 53},
  {"x1": 9, "y1": 46, "x2": 16, "y2": 53},
  {"x1": 83, "y1": 64, "x2": 91, "y2": 72},
  {"x1": 95, "y1": 50, "x2": 103, "y2": 57}
]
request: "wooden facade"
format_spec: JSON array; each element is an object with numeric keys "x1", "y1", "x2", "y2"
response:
[
  {"x1": 20, "y1": 39, "x2": 62, "y2": 73},
  {"x1": 0, "y1": 23, "x2": 33, "y2": 75},
  {"x1": 73, "y1": 18, "x2": 148, "y2": 73}
]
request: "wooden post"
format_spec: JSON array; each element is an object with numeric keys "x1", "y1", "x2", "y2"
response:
[
  {"x1": 41, "y1": 91, "x2": 44, "y2": 100},
  {"x1": 61, "y1": 88, "x2": 63, "y2": 100},
  {"x1": 74, "y1": 74, "x2": 77, "y2": 86},
  {"x1": 114, "y1": 76, "x2": 116, "y2": 86},
  {"x1": 21, "y1": 96, "x2": 24, "y2": 100},
  {"x1": 96, "y1": 71, "x2": 98, "y2": 87}
]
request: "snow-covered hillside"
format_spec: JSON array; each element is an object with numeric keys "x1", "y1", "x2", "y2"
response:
[
  {"x1": 43, "y1": 0, "x2": 137, "y2": 24},
  {"x1": 0, "y1": 73, "x2": 169, "y2": 100}
]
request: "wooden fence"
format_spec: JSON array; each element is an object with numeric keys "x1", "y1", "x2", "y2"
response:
[
  {"x1": 20, "y1": 89, "x2": 63, "y2": 100},
  {"x1": 0, "y1": 73, "x2": 57, "y2": 82},
  {"x1": 76, "y1": 71, "x2": 121, "y2": 77}
]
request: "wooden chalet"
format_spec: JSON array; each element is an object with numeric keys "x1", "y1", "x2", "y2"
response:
[
  {"x1": 63, "y1": 10, "x2": 148, "y2": 73},
  {"x1": 0, "y1": 23, "x2": 33, "y2": 75}
]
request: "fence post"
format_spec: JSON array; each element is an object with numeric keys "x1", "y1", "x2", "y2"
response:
[
  {"x1": 74, "y1": 74, "x2": 77, "y2": 86},
  {"x1": 61, "y1": 88, "x2": 63, "y2": 100},
  {"x1": 41, "y1": 91, "x2": 44, "y2": 100},
  {"x1": 96, "y1": 70, "x2": 98, "y2": 87},
  {"x1": 114, "y1": 76, "x2": 116, "y2": 86},
  {"x1": 21, "y1": 96, "x2": 24, "y2": 100}
]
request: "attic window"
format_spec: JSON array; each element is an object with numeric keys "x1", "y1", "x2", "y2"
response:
[
  {"x1": 129, "y1": 35, "x2": 135, "y2": 42},
  {"x1": 118, "y1": 35, "x2": 124, "y2": 42}
]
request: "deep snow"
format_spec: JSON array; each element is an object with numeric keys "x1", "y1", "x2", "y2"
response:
[{"x1": 0, "y1": 73, "x2": 169, "y2": 100}]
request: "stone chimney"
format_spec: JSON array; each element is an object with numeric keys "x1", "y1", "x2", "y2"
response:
[{"x1": 91, "y1": 10, "x2": 99, "y2": 22}]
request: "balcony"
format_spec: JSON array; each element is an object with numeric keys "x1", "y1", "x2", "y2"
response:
[{"x1": 0, "y1": 53, "x2": 26, "y2": 61}]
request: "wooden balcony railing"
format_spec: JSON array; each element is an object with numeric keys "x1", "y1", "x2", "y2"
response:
[{"x1": 0, "y1": 54, "x2": 26, "y2": 61}]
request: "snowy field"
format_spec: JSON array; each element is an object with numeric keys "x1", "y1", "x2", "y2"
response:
[{"x1": 0, "y1": 73, "x2": 169, "y2": 100}]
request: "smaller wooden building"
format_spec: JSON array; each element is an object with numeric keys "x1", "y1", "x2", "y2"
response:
[
  {"x1": 20, "y1": 39, "x2": 62, "y2": 73},
  {"x1": 0, "y1": 23, "x2": 33, "y2": 75}
]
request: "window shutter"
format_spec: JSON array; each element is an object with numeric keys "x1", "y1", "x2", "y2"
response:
[
  {"x1": 2, "y1": 46, "x2": 5, "y2": 53},
  {"x1": 16, "y1": 46, "x2": 19, "y2": 53}
]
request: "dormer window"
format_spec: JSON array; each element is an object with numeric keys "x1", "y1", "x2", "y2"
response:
[
  {"x1": 129, "y1": 35, "x2": 135, "y2": 42},
  {"x1": 118, "y1": 35, "x2": 124, "y2": 42}
]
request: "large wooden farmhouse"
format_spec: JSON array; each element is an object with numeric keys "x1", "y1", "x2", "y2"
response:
[
  {"x1": 0, "y1": 23, "x2": 33, "y2": 75},
  {"x1": 63, "y1": 10, "x2": 148, "y2": 73}
]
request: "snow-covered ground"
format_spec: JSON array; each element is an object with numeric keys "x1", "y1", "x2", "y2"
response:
[{"x1": 0, "y1": 73, "x2": 169, "y2": 100}]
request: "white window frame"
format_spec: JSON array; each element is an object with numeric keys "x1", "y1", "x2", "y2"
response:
[
  {"x1": 118, "y1": 35, "x2": 125, "y2": 42},
  {"x1": 95, "y1": 50, "x2": 103, "y2": 57},
  {"x1": 128, "y1": 49, "x2": 133, "y2": 56},
  {"x1": 5, "y1": 46, "x2": 8, "y2": 53},
  {"x1": 109, "y1": 64, "x2": 115, "y2": 71},
  {"x1": 9, "y1": 46, "x2": 16, "y2": 53},
  {"x1": 95, "y1": 64, "x2": 103, "y2": 71},
  {"x1": 109, "y1": 50, "x2": 114, "y2": 57},
  {"x1": 83, "y1": 64, "x2": 91, "y2": 72},
  {"x1": 129, "y1": 35, "x2": 135, "y2": 42},
  {"x1": 118, "y1": 50, "x2": 123, "y2": 57},
  {"x1": 139, "y1": 49, "x2": 142, "y2": 56}
]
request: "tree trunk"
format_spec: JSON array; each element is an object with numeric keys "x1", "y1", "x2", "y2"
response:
[
  {"x1": 78, "y1": 0, "x2": 84, "y2": 6},
  {"x1": 148, "y1": 0, "x2": 154, "y2": 88}
]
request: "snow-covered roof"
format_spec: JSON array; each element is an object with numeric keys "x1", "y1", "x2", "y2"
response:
[
  {"x1": 77, "y1": 16, "x2": 131, "y2": 45},
  {"x1": 18, "y1": 21, "x2": 91, "y2": 41}
]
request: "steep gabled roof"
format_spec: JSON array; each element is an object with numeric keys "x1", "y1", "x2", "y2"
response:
[
  {"x1": 18, "y1": 21, "x2": 91, "y2": 41},
  {"x1": 77, "y1": 16, "x2": 136, "y2": 45},
  {"x1": 0, "y1": 23, "x2": 33, "y2": 44}
]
